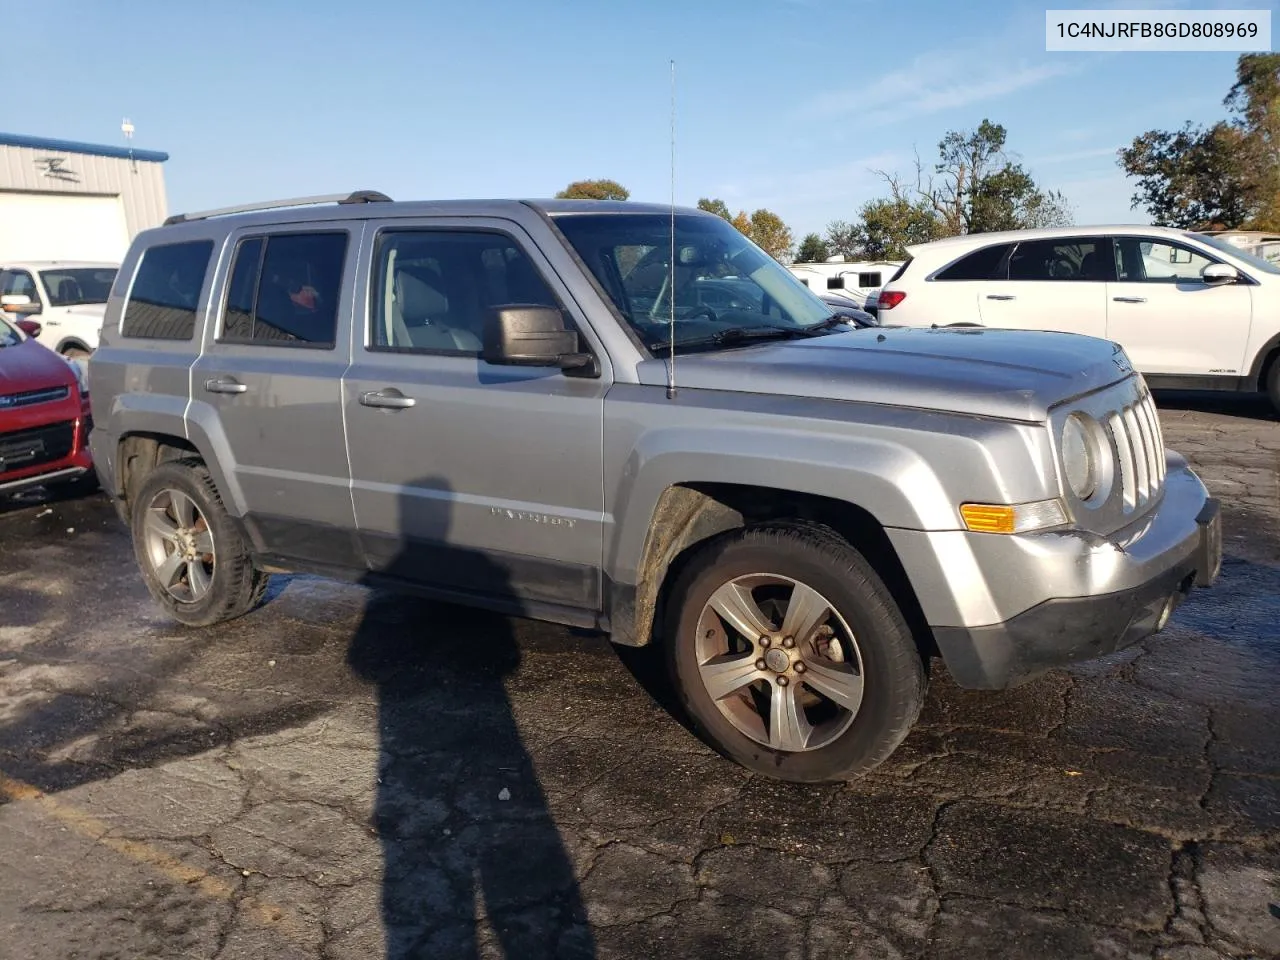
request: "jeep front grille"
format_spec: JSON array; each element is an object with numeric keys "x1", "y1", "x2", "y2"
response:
[{"x1": 1106, "y1": 392, "x2": 1165, "y2": 513}]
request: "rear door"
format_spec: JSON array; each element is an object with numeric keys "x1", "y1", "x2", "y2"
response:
[
  {"x1": 977, "y1": 236, "x2": 1111, "y2": 338},
  {"x1": 1106, "y1": 235, "x2": 1252, "y2": 376},
  {"x1": 342, "y1": 218, "x2": 608, "y2": 613},
  {"x1": 189, "y1": 223, "x2": 361, "y2": 567}
]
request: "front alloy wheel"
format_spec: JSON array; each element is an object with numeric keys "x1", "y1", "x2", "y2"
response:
[
  {"x1": 666, "y1": 524, "x2": 926, "y2": 782},
  {"x1": 696, "y1": 574, "x2": 865, "y2": 753}
]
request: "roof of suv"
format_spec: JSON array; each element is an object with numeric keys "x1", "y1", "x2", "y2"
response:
[
  {"x1": 2, "y1": 260, "x2": 118, "y2": 270},
  {"x1": 153, "y1": 195, "x2": 708, "y2": 235},
  {"x1": 905, "y1": 223, "x2": 1195, "y2": 258}
]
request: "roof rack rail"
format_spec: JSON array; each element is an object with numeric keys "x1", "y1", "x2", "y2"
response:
[{"x1": 163, "y1": 190, "x2": 392, "y2": 226}]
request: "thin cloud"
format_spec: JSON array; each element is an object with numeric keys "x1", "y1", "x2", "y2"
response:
[
  {"x1": 1027, "y1": 145, "x2": 1124, "y2": 166},
  {"x1": 803, "y1": 55, "x2": 1082, "y2": 126}
]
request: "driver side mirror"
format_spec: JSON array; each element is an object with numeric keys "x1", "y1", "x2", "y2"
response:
[
  {"x1": 1202, "y1": 263, "x2": 1239, "y2": 284},
  {"x1": 1, "y1": 294, "x2": 41, "y2": 316},
  {"x1": 482, "y1": 305, "x2": 599, "y2": 377},
  {"x1": 14, "y1": 318, "x2": 42, "y2": 338}
]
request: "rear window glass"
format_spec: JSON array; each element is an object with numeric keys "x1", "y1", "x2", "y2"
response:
[
  {"x1": 122, "y1": 241, "x2": 213, "y2": 340},
  {"x1": 219, "y1": 232, "x2": 347, "y2": 347},
  {"x1": 934, "y1": 245, "x2": 1011, "y2": 281}
]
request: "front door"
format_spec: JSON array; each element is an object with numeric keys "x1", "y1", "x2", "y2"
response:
[
  {"x1": 189, "y1": 223, "x2": 361, "y2": 567},
  {"x1": 977, "y1": 235, "x2": 1110, "y2": 338},
  {"x1": 1107, "y1": 235, "x2": 1253, "y2": 377},
  {"x1": 342, "y1": 219, "x2": 608, "y2": 613}
]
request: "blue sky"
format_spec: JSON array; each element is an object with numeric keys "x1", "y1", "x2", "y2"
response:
[{"x1": 5, "y1": 0, "x2": 1267, "y2": 238}]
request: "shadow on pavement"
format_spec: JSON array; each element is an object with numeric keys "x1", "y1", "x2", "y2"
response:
[
  {"x1": 1152, "y1": 389, "x2": 1277, "y2": 422},
  {"x1": 346, "y1": 476, "x2": 595, "y2": 960}
]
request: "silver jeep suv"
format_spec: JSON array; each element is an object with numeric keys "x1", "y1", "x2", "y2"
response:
[{"x1": 88, "y1": 193, "x2": 1222, "y2": 783}]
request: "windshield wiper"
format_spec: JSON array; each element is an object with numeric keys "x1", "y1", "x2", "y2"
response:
[{"x1": 653, "y1": 325, "x2": 811, "y2": 354}]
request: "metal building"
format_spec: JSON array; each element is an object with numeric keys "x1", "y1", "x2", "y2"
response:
[{"x1": 0, "y1": 132, "x2": 169, "y2": 264}]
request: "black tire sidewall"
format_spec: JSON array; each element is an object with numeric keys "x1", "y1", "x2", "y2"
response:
[
  {"x1": 666, "y1": 527, "x2": 925, "y2": 783},
  {"x1": 129, "y1": 460, "x2": 253, "y2": 626}
]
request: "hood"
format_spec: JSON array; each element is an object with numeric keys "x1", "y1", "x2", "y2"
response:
[
  {"x1": 637, "y1": 326, "x2": 1134, "y2": 422},
  {"x1": 0, "y1": 336, "x2": 78, "y2": 396}
]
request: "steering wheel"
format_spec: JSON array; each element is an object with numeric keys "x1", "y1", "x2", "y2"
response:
[{"x1": 676, "y1": 305, "x2": 718, "y2": 323}]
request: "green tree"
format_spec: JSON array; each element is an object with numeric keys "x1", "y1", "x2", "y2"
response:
[
  {"x1": 697, "y1": 197, "x2": 732, "y2": 220},
  {"x1": 1120, "y1": 54, "x2": 1279, "y2": 230},
  {"x1": 824, "y1": 220, "x2": 861, "y2": 259},
  {"x1": 745, "y1": 209, "x2": 794, "y2": 262},
  {"x1": 926, "y1": 120, "x2": 1071, "y2": 234},
  {"x1": 794, "y1": 233, "x2": 830, "y2": 263},
  {"x1": 853, "y1": 196, "x2": 942, "y2": 260},
  {"x1": 555, "y1": 179, "x2": 630, "y2": 201}
]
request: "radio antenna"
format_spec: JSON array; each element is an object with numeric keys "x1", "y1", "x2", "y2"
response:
[{"x1": 666, "y1": 59, "x2": 677, "y2": 400}]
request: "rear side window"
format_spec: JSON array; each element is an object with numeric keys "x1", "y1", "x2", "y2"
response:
[
  {"x1": 219, "y1": 232, "x2": 348, "y2": 347},
  {"x1": 1007, "y1": 238, "x2": 1108, "y2": 281},
  {"x1": 122, "y1": 240, "x2": 213, "y2": 340},
  {"x1": 886, "y1": 258, "x2": 912, "y2": 284},
  {"x1": 934, "y1": 245, "x2": 1011, "y2": 281}
]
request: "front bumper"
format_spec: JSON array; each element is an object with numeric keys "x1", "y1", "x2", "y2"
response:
[{"x1": 889, "y1": 455, "x2": 1221, "y2": 689}]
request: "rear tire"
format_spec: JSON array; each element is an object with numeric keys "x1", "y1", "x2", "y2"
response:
[
  {"x1": 129, "y1": 458, "x2": 267, "y2": 627},
  {"x1": 664, "y1": 523, "x2": 926, "y2": 783},
  {"x1": 61, "y1": 346, "x2": 91, "y2": 360}
]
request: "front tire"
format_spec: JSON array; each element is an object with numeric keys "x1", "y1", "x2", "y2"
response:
[
  {"x1": 665, "y1": 524, "x2": 926, "y2": 783},
  {"x1": 130, "y1": 458, "x2": 268, "y2": 627}
]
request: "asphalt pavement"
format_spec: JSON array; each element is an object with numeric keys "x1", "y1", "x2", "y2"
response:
[{"x1": 0, "y1": 394, "x2": 1276, "y2": 960}]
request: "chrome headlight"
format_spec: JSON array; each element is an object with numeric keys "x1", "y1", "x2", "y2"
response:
[{"x1": 1061, "y1": 413, "x2": 1098, "y2": 500}]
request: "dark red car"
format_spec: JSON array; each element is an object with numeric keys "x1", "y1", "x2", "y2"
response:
[{"x1": 0, "y1": 314, "x2": 94, "y2": 496}]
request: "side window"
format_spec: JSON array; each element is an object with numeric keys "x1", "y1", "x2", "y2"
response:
[
  {"x1": 370, "y1": 230, "x2": 560, "y2": 355},
  {"x1": 826, "y1": 276, "x2": 845, "y2": 290},
  {"x1": 1, "y1": 270, "x2": 39, "y2": 301},
  {"x1": 122, "y1": 240, "x2": 214, "y2": 340},
  {"x1": 934, "y1": 245, "x2": 1011, "y2": 281},
  {"x1": 1114, "y1": 238, "x2": 1216, "y2": 283},
  {"x1": 858, "y1": 271, "x2": 882, "y2": 288},
  {"x1": 218, "y1": 232, "x2": 347, "y2": 347},
  {"x1": 1007, "y1": 238, "x2": 1107, "y2": 282}
]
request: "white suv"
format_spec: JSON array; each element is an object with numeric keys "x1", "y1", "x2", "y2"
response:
[
  {"x1": 0, "y1": 261, "x2": 118, "y2": 358},
  {"x1": 877, "y1": 226, "x2": 1280, "y2": 412}
]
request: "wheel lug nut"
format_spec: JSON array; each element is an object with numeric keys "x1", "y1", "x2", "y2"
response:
[
  {"x1": 759, "y1": 636, "x2": 771, "y2": 647},
  {"x1": 755, "y1": 659, "x2": 767, "y2": 671},
  {"x1": 777, "y1": 676, "x2": 789, "y2": 687},
  {"x1": 783, "y1": 636, "x2": 795, "y2": 648},
  {"x1": 794, "y1": 662, "x2": 806, "y2": 674}
]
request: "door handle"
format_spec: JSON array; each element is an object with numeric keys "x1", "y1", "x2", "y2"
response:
[
  {"x1": 1112, "y1": 296, "x2": 1146, "y2": 304},
  {"x1": 204, "y1": 378, "x2": 248, "y2": 395},
  {"x1": 985, "y1": 294, "x2": 1016, "y2": 301},
  {"x1": 359, "y1": 389, "x2": 416, "y2": 410}
]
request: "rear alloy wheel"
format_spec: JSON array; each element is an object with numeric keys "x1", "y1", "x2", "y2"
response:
[
  {"x1": 130, "y1": 459, "x2": 267, "y2": 626},
  {"x1": 667, "y1": 524, "x2": 926, "y2": 782}
]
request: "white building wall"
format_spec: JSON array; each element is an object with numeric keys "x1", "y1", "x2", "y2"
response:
[{"x1": 0, "y1": 142, "x2": 168, "y2": 238}]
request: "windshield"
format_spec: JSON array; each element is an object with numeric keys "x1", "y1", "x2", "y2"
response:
[
  {"x1": 1189, "y1": 233, "x2": 1280, "y2": 276},
  {"x1": 552, "y1": 213, "x2": 833, "y2": 352},
  {"x1": 40, "y1": 267, "x2": 117, "y2": 307}
]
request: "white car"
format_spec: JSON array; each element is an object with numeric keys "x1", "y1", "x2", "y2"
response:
[
  {"x1": 0, "y1": 261, "x2": 117, "y2": 358},
  {"x1": 877, "y1": 226, "x2": 1280, "y2": 411}
]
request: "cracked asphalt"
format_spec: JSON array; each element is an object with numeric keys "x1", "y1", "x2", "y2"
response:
[{"x1": 0, "y1": 394, "x2": 1277, "y2": 960}]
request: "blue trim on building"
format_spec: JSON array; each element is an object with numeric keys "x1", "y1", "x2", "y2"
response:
[{"x1": 0, "y1": 132, "x2": 168, "y2": 163}]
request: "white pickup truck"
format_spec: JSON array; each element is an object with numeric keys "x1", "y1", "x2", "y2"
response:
[{"x1": 0, "y1": 261, "x2": 117, "y2": 358}]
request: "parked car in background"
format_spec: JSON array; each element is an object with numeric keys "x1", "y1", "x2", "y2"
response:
[
  {"x1": 817, "y1": 293, "x2": 877, "y2": 327},
  {"x1": 0, "y1": 313, "x2": 94, "y2": 496},
  {"x1": 877, "y1": 225, "x2": 1280, "y2": 412},
  {"x1": 0, "y1": 261, "x2": 118, "y2": 359}
]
